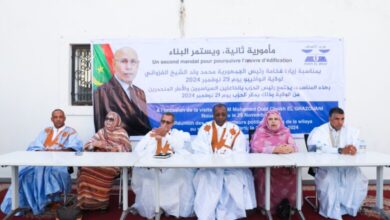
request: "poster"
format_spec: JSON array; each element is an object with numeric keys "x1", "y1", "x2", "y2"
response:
[{"x1": 93, "y1": 37, "x2": 344, "y2": 135}]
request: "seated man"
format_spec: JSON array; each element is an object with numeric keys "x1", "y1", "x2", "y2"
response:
[
  {"x1": 192, "y1": 103, "x2": 256, "y2": 220},
  {"x1": 131, "y1": 112, "x2": 195, "y2": 219},
  {"x1": 308, "y1": 107, "x2": 368, "y2": 220},
  {"x1": 1, "y1": 109, "x2": 83, "y2": 215}
]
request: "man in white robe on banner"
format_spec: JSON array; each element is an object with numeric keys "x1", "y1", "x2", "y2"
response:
[
  {"x1": 308, "y1": 107, "x2": 368, "y2": 220},
  {"x1": 192, "y1": 103, "x2": 256, "y2": 220},
  {"x1": 131, "y1": 112, "x2": 195, "y2": 219}
]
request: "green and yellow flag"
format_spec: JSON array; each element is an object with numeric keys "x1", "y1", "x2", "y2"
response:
[{"x1": 93, "y1": 44, "x2": 114, "y2": 90}]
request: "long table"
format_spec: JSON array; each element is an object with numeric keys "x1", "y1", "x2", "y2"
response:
[
  {"x1": 1, "y1": 151, "x2": 390, "y2": 220},
  {"x1": 135, "y1": 153, "x2": 294, "y2": 220},
  {"x1": 0, "y1": 151, "x2": 139, "y2": 220},
  {"x1": 281, "y1": 151, "x2": 390, "y2": 220}
]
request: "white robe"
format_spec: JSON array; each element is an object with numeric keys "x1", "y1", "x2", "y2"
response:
[
  {"x1": 308, "y1": 122, "x2": 368, "y2": 220},
  {"x1": 192, "y1": 121, "x2": 256, "y2": 220},
  {"x1": 131, "y1": 129, "x2": 195, "y2": 219}
]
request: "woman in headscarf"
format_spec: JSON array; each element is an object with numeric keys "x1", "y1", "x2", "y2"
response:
[
  {"x1": 250, "y1": 109, "x2": 297, "y2": 215},
  {"x1": 77, "y1": 111, "x2": 131, "y2": 210}
]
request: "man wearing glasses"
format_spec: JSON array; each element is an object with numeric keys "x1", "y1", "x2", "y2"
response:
[
  {"x1": 93, "y1": 47, "x2": 151, "y2": 136},
  {"x1": 131, "y1": 112, "x2": 195, "y2": 219},
  {"x1": 192, "y1": 103, "x2": 256, "y2": 220}
]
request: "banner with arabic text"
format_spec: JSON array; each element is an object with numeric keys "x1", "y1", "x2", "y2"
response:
[{"x1": 92, "y1": 37, "x2": 344, "y2": 135}]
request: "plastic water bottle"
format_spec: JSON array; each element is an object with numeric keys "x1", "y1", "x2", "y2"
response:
[{"x1": 359, "y1": 139, "x2": 367, "y2": 153}]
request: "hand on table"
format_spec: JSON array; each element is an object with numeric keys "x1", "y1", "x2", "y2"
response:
[
  {"x1": 341, "y1": 145, "x2": 357, "y2": 155},
  {"x1": 273, "y1": 144, "x2": 295, "y2": 154}
]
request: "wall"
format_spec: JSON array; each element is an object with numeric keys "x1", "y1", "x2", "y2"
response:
[{"x1": 0, "y1": 0, "x2": 389, "y2": 179}]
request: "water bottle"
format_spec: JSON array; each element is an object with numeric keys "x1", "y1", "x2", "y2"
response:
[{"x1": 358, "y1": 139, "x2": 367, "y2": 153}]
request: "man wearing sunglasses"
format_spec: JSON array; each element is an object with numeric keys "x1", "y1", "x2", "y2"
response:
[
  {"x1": 192, "y1": 103, "x2": 256, "y2": 220},
  {"x1": 131, "y1": 112, "x2": 195, "y2": 219},
  {"x1": 93, "y1": 47, "x2": 151, "y2": 136}
]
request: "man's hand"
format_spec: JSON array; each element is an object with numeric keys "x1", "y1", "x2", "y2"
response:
[
  {"x1": 341, "y1": 145, "x2": 357, "y2": 155},
  {"x1": 150, "y1": 127, "x2": 169, "y2": 140},
  {"x1": 217, "y1": 146, "x2": 232, "y2": 155}
]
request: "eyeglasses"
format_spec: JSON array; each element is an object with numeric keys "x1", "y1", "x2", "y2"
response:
[
  {"x1": 105, "y1": 117, "x2": 115, "y2": 122},
  {"x1": 115, "y1": 58, "x2": 139, "y2": 65},
  {"x1": 160, "y1": 120, "x2": 173, "y2": 125}
]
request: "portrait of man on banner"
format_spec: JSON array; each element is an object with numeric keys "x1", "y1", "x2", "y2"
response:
[{"x1": 92, "y1": 44, "x2": 151, "y2": 136}]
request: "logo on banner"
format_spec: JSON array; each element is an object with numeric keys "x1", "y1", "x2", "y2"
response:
[{"x1": 302, "y1": 46, "x2": 330, "y2": 65}]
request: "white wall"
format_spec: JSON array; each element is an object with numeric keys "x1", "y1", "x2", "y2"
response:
[{"x1": 0, "y1": 0, "x2": 389, "y2": 179}]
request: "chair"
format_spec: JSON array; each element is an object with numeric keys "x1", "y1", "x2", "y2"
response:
[
  {"x1": 248, "y1": 128, "x2": 256, "y2": 143},
  {"x1": 303, "y1": 133, "x2": 318, "y2": 211}
]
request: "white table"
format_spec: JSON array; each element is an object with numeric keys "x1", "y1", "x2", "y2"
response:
[
  {"x1": 281, "y1": 151, "x2": 390, "y2": 220},
  {"x1": 0, "y1": 151, "x2": 139, "y2": 220},
  {"x1": 3, "y1": 151, "x2": 389, "y2": 220},
  {"x1": 135, "y1": 153, "x2": 294, "y2": 220}
]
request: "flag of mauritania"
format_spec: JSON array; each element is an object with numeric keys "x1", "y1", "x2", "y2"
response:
[{"x1": 93, "y1": 44, "x2": 114, "y2": 90}]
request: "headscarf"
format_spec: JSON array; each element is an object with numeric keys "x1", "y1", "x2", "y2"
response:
[
  {"x1": 84, "y1": 111, "x2": 131, "y2": 152},
  {"x1": 250, "y1": 109, "x2": 296, "y2": 153}
]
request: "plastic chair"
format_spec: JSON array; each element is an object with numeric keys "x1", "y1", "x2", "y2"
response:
[{"x1": 303, "y1": 134, "x2": 318, "y2": 211}]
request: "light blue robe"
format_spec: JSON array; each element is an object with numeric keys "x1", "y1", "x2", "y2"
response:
[
  {"x1": 1, "y1": 126, "x2": 83, "y2": 215},
  {"x1": 192, "y1": 121, "x2": 256, "y2": 220},
  {"x1": 308, "y1": 123, "x2": 368, "y2": 220}
]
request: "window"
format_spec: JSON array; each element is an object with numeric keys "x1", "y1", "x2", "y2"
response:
[{"x1": 71, "y1": 45, "x2": 92, "y2": 105}]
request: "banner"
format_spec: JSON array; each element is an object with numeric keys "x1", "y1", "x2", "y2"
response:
[{"x1": 92, "y1": 37, "x2": 344, "y2": 136}]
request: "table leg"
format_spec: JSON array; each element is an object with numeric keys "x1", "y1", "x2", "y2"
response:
[
  {"x1": 376, "y1": 166, "x2": 383, "y2": 209},
  {"x1": 4, "y1": 166, "x2": 21, "y2": 220},
  {"x1": 11, "y1": 166, "x2": 19, "y2": 210},
  {"x1": 120, "y1": 167, "x2": 130, "y2": 220},
  {"x1": 376, "y1": 166, "x2": 390, "y2": 220},
  {"x1": 296, "y1": 167, "x2": 305, "y2": 220},
  {"x1": 155, "y1": 169, "x2": 161, "y2": 220},
  {"x1": 265, "y1": 167, "x2": 272, "y2": 220}
]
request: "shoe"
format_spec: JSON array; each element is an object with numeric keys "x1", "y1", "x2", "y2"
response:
[
  {"x1": 276, "y1": 198, "x2": 291, "y2": 220},
  {"x1": 48, "y1": 202, "x2": 62, "y2": 211},
  {"x1": 129, "y1": 207, "x2": 138, "y2": 215},
  {"x1": 56, "y1": 206, "x2": 81, "y2": 220}
]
